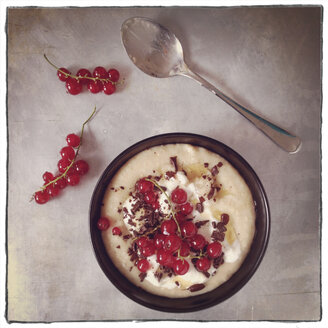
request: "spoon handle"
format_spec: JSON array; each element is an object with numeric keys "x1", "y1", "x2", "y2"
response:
[{"x1": 180, "y1": 67, "x2": 301, "y2": 153}]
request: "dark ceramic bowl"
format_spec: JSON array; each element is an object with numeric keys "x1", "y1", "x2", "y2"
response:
[{"x1": 89, "y1": 133, "x2": 270, "y2": 313}]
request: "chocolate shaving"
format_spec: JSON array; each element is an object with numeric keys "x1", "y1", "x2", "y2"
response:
[
  {"x1": 211, "y1": 230, "x2": 225, "y2": 242},
  {"x1": 139, "y1": 272, "x2": 147, "y2": 282},
  {"x1": 165, "y1": 171, "x2": 176, "y2": 179},
  {"x1": 202, "y1": 271, "x2": 210, "y2": 278},
  {"x1": 213, "y1": 253, "x2": 225, "y2": 268},
  {"x1": 191, "y1": 258, "x2": 198, "y2": 265},
  {"x1": 221, "y1": 213, "x2": 230, "y2": 225},
  {"x1": 154, "y1": 271, "x2": 163, "y2": 281},
  {"x1": 120, "y1": 186, "x2": 125, "y2": 190},
  {"x1": 207, "y1": 187, "x2": 215, "y2": 200},
  {"x1": 116, "y1": 245, "x2": 120, "y2": 248},
  {"x1": 199, "y1": 196, "x2": 205, "y2": 203},
  {"x1": 217, "y1": 222, "x2": 227, "y2": 233},
  {"x1": 128, "y1": 218, "x2": 137, "y2": 227},
  {"x1": 211, "y1": 165, "x2": 219, "y2": 176},
  {"x1": 175, "y1": 281, "x2": 180, "y2": 286},
  {"x1": 128, "y1": 246, "x2": 138, "y2": 263},
  {"x1": 123, "y1": 234, "x2": 131, "y2": 240},
  {"x1": 218, "y1": 162, "x2": 223, "y2": 167},
  {"x1": 170, "y1": 156, "x2": 178, "y2": 172},
  {"x1": 204, "y1": 162, "x2": 209, "y2": 168},
  {"x1": 195, "y1": 220, "x2": 209, "y2": 228},
  {"x1": 196, "y1": 202, "x2": 204, "y2": 213},
  {"x1": 188, "y1": 283, "x2": 205, "y2": 292}
]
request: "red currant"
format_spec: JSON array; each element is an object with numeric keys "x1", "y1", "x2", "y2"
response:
[
  {"x1": 97, "y1": 217, "x2": 110, "y2": 230},
  {"x1": 163, "y1": 235, "x2": 182, "y2": 253},
  {"x1": 57, "y1": 68, "x2": 70, "y2": 82},
  {"x1": 207, "y1": 242, "x2": 222, "y2": 258},
  {"x1": 60, "y1": 146, "x2": 75, "y2": 161},
  {"x1": 66, "y1": 133, "x2": 80, "y2": 148},
  {"x1": 66, "y1": 173, "x2": 80, "y2": 186},
  {"x1": 34, "y1": 190, "x2": 50, "y2": 204},
  {"x1": 66, "y1": 77, "x2": 82, "y2": 95},
  {"x1": 88, "y1": 80, "x2": 103, "y2": 93},
  {"x1": 42, "y1": 171, "x2": 54, "y2": 183},
  {"x1": 188, "y1": 234, "x2": 207, "y2": 250},
  {"x1": 46, "y1": 184, "x2": 60, "y2": 197},
  {"x1": 144, "y1": 191, "x2": 157, "y2": 205},
  {"x1": 93, "y1": 66, "x2": 109, "y2": 79},
  {"x1": 74, "y1": 159, "x2": 89, "y2": 176},
  {"x1": 53, "y1": 175, "x2": 67, "y2": 189},
  {"x1": 196, "y1": 257, "x2": 211, "y2": 272},
  {"x1": 57, "y1": 158, "x2": 71, "y2": 173},
  {"x1": 171, "y1": 188, "x2": 187, "y2": 204},
  {"x1": 180, "y1": 202, "x2": 193, "y2": 215},
  {"x1": 154, "y1": 234, "x2": 166, "y2": 249},
  {"x1": 76, "y1": 68, "x2": 91, "y2": 84},
  {"x1": 137, "y1": 259, "x2": 150, "y2": 272},
  {"x1": 141, "y1": 241, "x2": 156, "y2": 257},
  {"x1": 156, "y1": 249, "x2": 174, "y2": 267},
  {"x1": 103, "y1": 81, "x2": 116, "y2": 95},
  {"x1": 108, "y1": 68, "x2": 120, "y2": 82},
  {"x1": 181, "y1": 221, "x2": 197, "y2": 238},
  {"x1": 161, "y1": 219, "x2": 177, "y2": 235},
  {"x1": 137, "y1": 179, "x2": 154, "y2": 194},
  {"x1": 173, "y1": 258, "x2": 189, "y2": 275},
  {"x1": 179, "y1": 241, "x2": 190, "y2": 257},
  {"x1": 136, "y1": 236, "x2": 149, "y2": 248},
  {"x1": 112, "y1": 226, "x2": 121, "y2": 236}
]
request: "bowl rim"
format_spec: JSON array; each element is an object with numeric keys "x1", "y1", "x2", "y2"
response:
[{"x1": 89, "y1": 132, "x2": 270, "y2": 313}]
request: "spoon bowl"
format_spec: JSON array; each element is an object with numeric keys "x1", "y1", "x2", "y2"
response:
[
  {"x1": 121, "y1": 17, "x2": 301, "y2": 153},
  {"x1": 121, "y1": 17, "x2": 185, "y2": 78}
]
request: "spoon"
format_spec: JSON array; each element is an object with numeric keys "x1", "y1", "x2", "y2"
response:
[{"x1": 121, "y1": 17, "x2": 301, "y2": 153}]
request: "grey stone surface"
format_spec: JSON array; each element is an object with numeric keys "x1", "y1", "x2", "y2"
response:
[{"x1": 7, "y1": 6, "x2": 321, "y2": 322}]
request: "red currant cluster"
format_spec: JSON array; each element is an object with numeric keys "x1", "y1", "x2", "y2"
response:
[
  {"x1": 44, "y1": 54, "x2": 121, "y2": 96},
  {"x1": 98, "y1": 179, "x2": 225, "y2": 277},
  {"x1": 33, "y1": 107, "x2": 95, "y2": 204}
]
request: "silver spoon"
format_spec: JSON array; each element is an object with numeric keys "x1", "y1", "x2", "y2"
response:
[{"x1": 121, "y1": 17, "x2": 301, "y2": 153}]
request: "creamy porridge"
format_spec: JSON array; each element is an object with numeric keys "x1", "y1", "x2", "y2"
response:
[{"x1": 99, "y1": 144, "x2": 255, "y2": 298}]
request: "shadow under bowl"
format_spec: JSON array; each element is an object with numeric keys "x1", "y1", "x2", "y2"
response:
[{"x1": 90, "y1": 132, "x2": 270, "y2": 313}]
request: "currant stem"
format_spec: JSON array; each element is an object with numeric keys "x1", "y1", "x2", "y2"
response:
[
  {"x1": 145, "y1": 178, "x2": 181, "y2": 236},
  {"x1": 132, "y1": 225, "x2": 160, "y2": 242},
  {"x1": 43, "y1": 54, "x2": 123, "y2": 85},
  {"x1": 36, "y1": 106, "x2": 96, "y2": 193}
]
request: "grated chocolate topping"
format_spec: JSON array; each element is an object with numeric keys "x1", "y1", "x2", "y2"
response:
[
  {"x1": 170, "y1": 156, "x2": 178, "y2": 172},
  {"x1": 188, "y1": 283, "x2": 205, "y2": 292}
]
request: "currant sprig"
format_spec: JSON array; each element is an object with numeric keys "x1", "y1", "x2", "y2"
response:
[
  {"x1": 44, "y1": 54, "x2": 124, "y2": 95},
  {"x1": 33, "y1": 106, "x2": 96, "y2": 204},
  {"x1": 145, "y1": 178, "x2": 182, "y2": 235}
]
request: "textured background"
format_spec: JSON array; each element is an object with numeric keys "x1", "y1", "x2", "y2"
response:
[{"x1": 7, "y1": 6, "x2": 321, "y2": 322}]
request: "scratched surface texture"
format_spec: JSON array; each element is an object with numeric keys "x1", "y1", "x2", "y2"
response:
[{"x1": 7, "y1": 6, "x2": 321, "y2": 322}]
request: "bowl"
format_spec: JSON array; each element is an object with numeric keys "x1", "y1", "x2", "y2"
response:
[{"x1": 89, "y1": 133, "x2": 270, "y2": 313}]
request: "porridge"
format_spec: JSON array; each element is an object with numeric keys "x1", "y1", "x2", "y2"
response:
[{"x1": 99, "y1": 144, "x2": 255, "y2": 298}]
